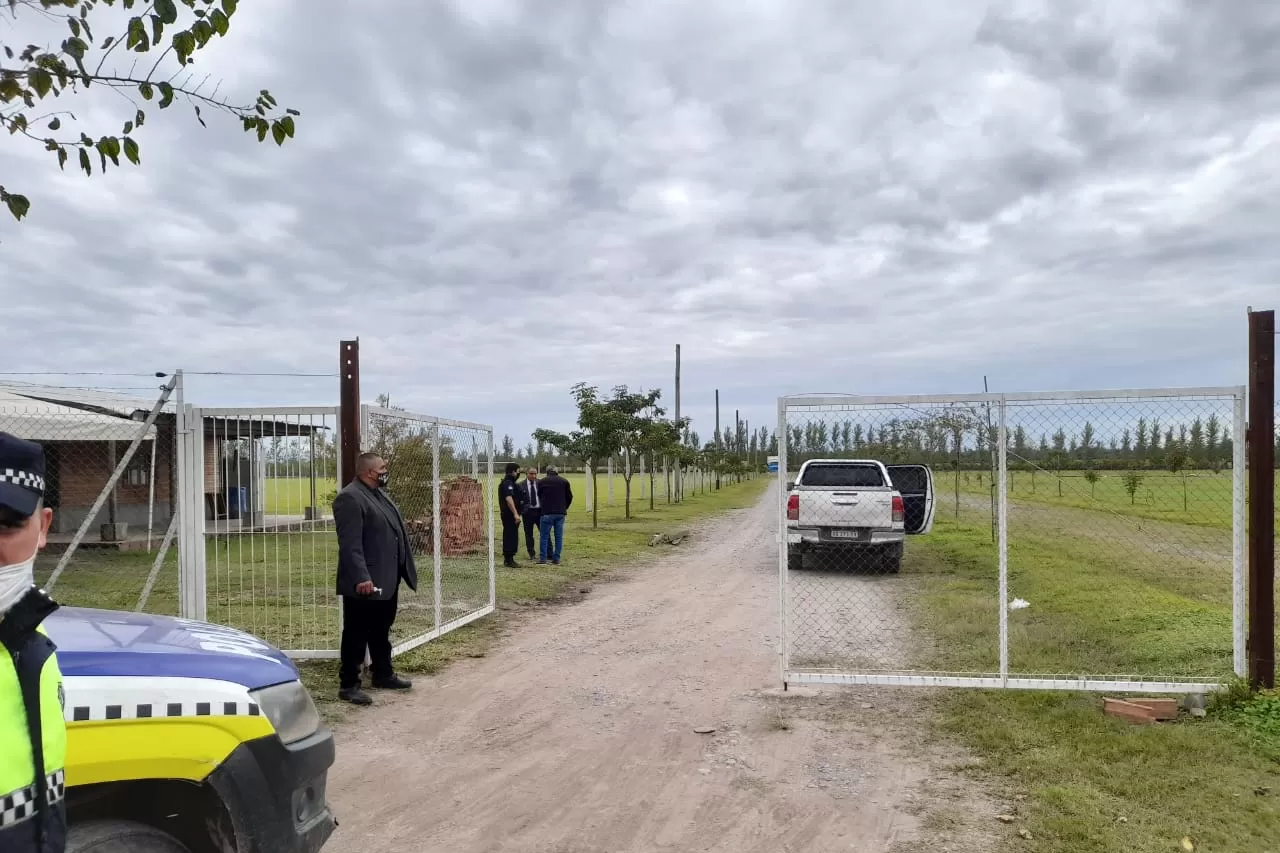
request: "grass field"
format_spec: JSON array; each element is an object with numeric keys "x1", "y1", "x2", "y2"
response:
[
  {"x1": 940, "y1": 467, "x2": 1280, "y2": 531},
  {"x1": 900, "y1": 492, "x2": 1279, "y2": 852}
]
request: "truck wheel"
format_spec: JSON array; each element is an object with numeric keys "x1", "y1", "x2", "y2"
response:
[
  {"x1": 787, "y1": 549, "x2": 804, "y2": 571},
  {"x1": 882, "y1": 544, "x2": 904, "y2": 574},
  {"x1": 68, "y1": 820, "x2": 194, "y2": 853}
]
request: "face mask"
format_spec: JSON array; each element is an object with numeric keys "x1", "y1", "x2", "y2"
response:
[
  {"x1": 0, "y1": 545, "x2": 37, "y2": 616},
  {"x1": 376, "y1": 472, "x2": 390, "y2": 488}
]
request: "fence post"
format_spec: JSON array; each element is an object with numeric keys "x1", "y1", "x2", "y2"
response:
[
  {"x1": 777, "y1": 397, "x2": 790, "y2": 687},
  {"x1": 339, "y1": 340, "x2": 360, "y2": 488},
  {"x1": 997, "y1": 396, "x2": 1010, "y2": 687},
  {"x1": 1233, "y1": 390, "x2": 1248, "y2": 679},
  {"x1": 486, "y1": 429, "x2": 496, "y2": 608},
  {"x1": 1247, "y1": 308, "x2": 1275, "y2": 689},
  {"x1": 431, "y1": 421, "x2": 443, "y2": 632}
]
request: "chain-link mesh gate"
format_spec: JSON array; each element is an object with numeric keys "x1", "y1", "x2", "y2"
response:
[
  {"x1": 0, "y1": 378, "x2": 182, "y2": 615},
  {"x1": 363, "y1": 405, "x2": 495, "y2": 656},
  {"x1": 779, "y1": 388, "x2": 1247, "y2": 693}
]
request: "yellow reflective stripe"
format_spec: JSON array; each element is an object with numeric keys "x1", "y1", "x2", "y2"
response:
[{"x1": 65, "y1": 716, "x2": 274, "y2": 787}]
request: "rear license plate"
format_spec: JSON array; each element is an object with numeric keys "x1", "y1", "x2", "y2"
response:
[{"x1": 828, "y1": 528, "x2": 867, "y2": 541}]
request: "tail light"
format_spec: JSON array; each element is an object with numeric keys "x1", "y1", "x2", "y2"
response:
[
  {"x1": 891, "y1": 495, "x2": 905, "y2": 524},
  {"x1": 786, "y1": 494, "x2": 799, "y2": 520}
]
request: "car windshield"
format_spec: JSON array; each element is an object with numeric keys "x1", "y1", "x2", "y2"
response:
[{"x1": 798, "y1": 463, "x2": 884, "y2": 487}]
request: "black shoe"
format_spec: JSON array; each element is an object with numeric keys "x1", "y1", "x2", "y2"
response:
[
  {"x1": 504, "y1": 559, "x2": 520, "y2": 568},
  {"x1": 339, "y1": 686, "x2": 373, "y2": 706},
  {"x1": 372, "y1": 674, "x2": 413, "y2": 690},
  {"x1": 527, "y1": 553, "x2": 536, "y2": 561}
]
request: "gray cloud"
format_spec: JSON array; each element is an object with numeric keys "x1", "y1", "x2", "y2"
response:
[{"x1": 2, "y1": 0, "x2": 1278, "y2": 443}]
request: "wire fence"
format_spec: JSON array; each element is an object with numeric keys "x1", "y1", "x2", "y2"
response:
[
  {"x1": 780, "y1": 388, "x2": 1250, "y2": 693},
  {"x1": 363, "y1": 405, "x2": 495, "y2": 656}
]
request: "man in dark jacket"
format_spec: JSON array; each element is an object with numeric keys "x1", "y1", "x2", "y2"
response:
[
  {"x1": 333, "y1": 452, "x2": 417, "y2": 706},
  {"x1": 519, "y1": 466, "x2": 542, "y2": 561},
  {"x1": 498, "y1": 462, "x2": 522, "y2": 568},
  {"x1": 535, "y1": 466, "x2": 573, "y2": 565}
]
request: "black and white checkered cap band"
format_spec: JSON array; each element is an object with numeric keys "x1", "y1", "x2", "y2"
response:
[
  {"x1": 0, "y1": 469, "x2": 45, "y2": 493},
  {"x1": 0, "y1": 770, "x2": 65, "y2": 828}
]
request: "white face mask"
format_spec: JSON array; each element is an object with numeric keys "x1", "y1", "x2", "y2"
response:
[{"x1": 0, "y1": 545, "x2": 37, "y2": 616}]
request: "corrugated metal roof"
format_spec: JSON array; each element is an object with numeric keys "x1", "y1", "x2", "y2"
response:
[
  {"x1": 0, "y1": 389, "x2": 156, "y2": 442},
  {"x1": 0, "y1": 381, "x2": 167, "y2": 418}
]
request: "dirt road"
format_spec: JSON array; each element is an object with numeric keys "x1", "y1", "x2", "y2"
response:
[{"x1": 324, "y1": 485, "x2": 993, "y2": 853}]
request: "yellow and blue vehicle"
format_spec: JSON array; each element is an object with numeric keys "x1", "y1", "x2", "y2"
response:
[{"x1": 46, "y1": 606, "x2": 337, "y2": 853}]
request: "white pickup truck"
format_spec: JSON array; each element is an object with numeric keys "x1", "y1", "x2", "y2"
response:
[{"x1": 785, "y1": 458, "x2": 935, "y2": 573}]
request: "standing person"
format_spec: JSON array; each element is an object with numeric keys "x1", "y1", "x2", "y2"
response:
[
  {"x1": 521, "y1": 467, "x2": 542, "y2": 562},
  {"x1": 535, "y1": 465, "x2": 573, "y2": 566},
  {"x1": 333, "y1": 452, "x2": 417, "y2": 706},
  {"x1": 0, "y1": 432, "x2": 66, "y2": 853},
  {"x1": 498, "y1": 462, "x2": 522, "y2": 568}
]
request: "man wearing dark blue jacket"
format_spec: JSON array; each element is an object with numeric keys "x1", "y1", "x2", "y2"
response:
[{"x1": 534, "y1": 466, "x2": 573, "y2": 565}]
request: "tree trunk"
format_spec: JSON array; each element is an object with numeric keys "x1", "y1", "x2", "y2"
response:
[
  {"x1": 649, "y1": 454, "x2": 656, "y2": 511},
  {"x1": 590, "y1": 463, "x2": 599, "y2": 529}
]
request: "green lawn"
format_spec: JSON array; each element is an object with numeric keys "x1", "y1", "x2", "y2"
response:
[
  {"x1": 901, "y1": 498, "x2": 1280, "y2": 852},
  {"x1": 939, "y1": 467, "x2": 1279, "y2": 531}
]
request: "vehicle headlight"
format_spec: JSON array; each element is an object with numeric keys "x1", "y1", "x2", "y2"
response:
[{"x1": 250, "y1": 681, "x2": 322, "y2": 745}]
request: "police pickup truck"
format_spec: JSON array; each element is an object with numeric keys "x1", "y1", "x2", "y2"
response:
[
  {"x1": 47, "y1": 607, "x2": 337, "y2": 853},
  {"x1": 785, "y1": 458, "x2": 935, "y2": 573}
]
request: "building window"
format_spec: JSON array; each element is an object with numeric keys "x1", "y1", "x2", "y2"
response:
[{"x1": 126, "y1": 458, "x2": 150, "y2": 486}]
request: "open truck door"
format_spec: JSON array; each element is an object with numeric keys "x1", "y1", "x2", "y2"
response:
[{"x1": 884, "y1": 464, "x2": 935, "y2": 534}]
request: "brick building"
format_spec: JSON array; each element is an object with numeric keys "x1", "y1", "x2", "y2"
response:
[{"x1": 0, "y1": 383, "x2": 329, "y2": 542}]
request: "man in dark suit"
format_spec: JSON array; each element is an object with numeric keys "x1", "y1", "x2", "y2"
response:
[
  {"x1": 520, "y1": 466, "x2": 542, "y2": 561},
  {"x1": 333, "y1": 451, "x2": 417, "y2": 706}
]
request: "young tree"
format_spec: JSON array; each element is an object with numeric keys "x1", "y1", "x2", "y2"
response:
[
  {"x1": 1122, "y1": 470, "x2": 1144, "y2": 505},
  {"x1": 1205, "y1": 414, "x2": 1222, "y2": 473},
  {"x1": 1083, "y1": 467, "x2": 1101, "y2": 499},
  {"x1": 500, "y1": 434, "x2": 515, "y2": 459},
  {"x1": 533, "y1": 383, "x2": 626, "y2": 529},
  {"x1": 1, "y1": 0, "x2": 300, "y2": 221},
  {"x1": 606, "y1": 385, "x2": 663, "y2": 519}
]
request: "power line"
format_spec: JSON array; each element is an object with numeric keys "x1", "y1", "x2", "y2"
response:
[{"x1": 0, "y1": 370, "x2": 337, "y2": 378}]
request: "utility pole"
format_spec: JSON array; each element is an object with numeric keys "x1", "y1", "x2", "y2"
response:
[
  {"x1": 674, "y1": 344, "x2": 682, "y2": 503},
  {"x1": 715, "y1": 389, "x2": 721, "y2": 490},
  {"x1": 1247, "y1": 308, "x2": 1275, "y2": 689},
  {"x1": 735, "y1": 408, "x2": 740, "y2": 483}
]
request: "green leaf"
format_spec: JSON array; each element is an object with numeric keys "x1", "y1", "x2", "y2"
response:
[
  {"x1": 122, "y1": 120, "x2": 133, "y2": 134},
  {"x1": 150, "y1": 14, "x2": 164, "y2": 46},
  {"x1": 48, "y1": 117, "x2": 61, "y2": 131},
  {"x1": 192, "y1": 19, "x2": 214, "y2": 46},
  {"x1": 157, "y1": 81, "x2": 174, "y2": 109},
  {"x1": 63, "y1": 37, "x2": 88, "y2": 60},
  {"x1": 222, "y1": 0, "x2": 238, "y2": 15},
  {"x1": 278, "y1": 114, "x2": 295, "y2": 139},
  {"x1": 139, "y1": 81, "x2": 154, "y2": 100},
  {"x1": 57, "y1": 146, "x2": 68, "y2": 170},
  {"x1": 154, "y1": 0, "x2": 178, "y2": 24},
  {"x1": 122, "y1": 136, "x2": 140, "y2": 165},
  {"x1": 270, "y1": 119, "x2": 286, "y2": 145},
  {"x1": 135, "y1": 109, "x2": 146, "y2": 128},
  {"x1": 4, "y1": 191, "x2": 31, "y2": 221},
  {"x1": 255, "y1": 119, "x2": 267, "y2": 142},
  {"x1": 126, "y1": 16, "x2": 149, "y2": 52},
  {"x1": 29, "y1": 69, "x2": 53, "y2": 98},
  {"x1": 210, "y1": 9, "x2": 229, "y2": 36},
  {"x1": 286, "y1": 108, "x2": 300, "y2": 116},
  {"x1": 172, "y1": 30, "x2": 196, "y2": 64},
  {"x1": 193, "y1": 104, "x2": 206, "y2": 128},
  {"x1": 68, "y1": 17, "x2": 81, "y2": 38},
  {"x1": 78, "y1": 146, "x2": 91, "y2": 176}
]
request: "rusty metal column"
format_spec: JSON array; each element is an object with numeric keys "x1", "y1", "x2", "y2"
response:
[
  {"x1": 339, "y1": 339, "x2": 360, "y2": 487},
  {"x1": 1247, "y1": 308, "x2": 1275, "y2": 689}
]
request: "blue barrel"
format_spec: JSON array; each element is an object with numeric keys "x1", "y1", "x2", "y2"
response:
[{"x1": 226, "y1": 486, "x2": 247, "y2": 518}]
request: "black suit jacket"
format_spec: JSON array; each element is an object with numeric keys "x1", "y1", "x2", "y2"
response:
[{"x1": 333, "y1": 479, "x2": 418, "y2": 599}]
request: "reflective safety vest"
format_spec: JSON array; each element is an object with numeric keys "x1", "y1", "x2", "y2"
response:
[{"x1": 0, "y1": 588, "x2": 67, "y2": 853}]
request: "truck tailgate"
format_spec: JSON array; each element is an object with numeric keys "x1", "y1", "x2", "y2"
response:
[{"x1": 796, "y1": 487, "x2": 895, "y2": 529}]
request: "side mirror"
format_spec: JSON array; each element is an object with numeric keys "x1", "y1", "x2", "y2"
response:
[{"x1": 786, "y1": 481, "x2": 796, "y2": 491}]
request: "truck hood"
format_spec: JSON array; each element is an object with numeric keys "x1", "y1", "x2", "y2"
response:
[{"x1": 45, "y1": 607, "x2": 300, "y2": 691}]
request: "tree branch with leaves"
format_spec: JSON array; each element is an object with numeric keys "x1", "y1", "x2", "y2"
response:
[{"x1": 1, "y1": 0, "x2": 299, "y2": 220}]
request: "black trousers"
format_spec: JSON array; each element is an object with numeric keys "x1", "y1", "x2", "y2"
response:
[
  {"x1": 502, "y1": 516, "x2": 520, "y2": 561},
  {"x1": 339, "y1": 591, "x2": 398, "y2": 689},
  {"x1": 522, "y1": 509, "x2": 542, "y2": 557}
]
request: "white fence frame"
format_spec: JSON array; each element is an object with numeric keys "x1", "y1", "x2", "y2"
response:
[
  {"x1": 361, "y1": 404, "x2": 497, "y2": 658},
  {"x1": 777, "y1": 386, "x2": 1248, "y2": 695}
]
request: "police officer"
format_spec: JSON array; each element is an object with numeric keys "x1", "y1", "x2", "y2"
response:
[
  {"x1": 0, "y1": 432, "x2": 66, "y2": 853},
  {"x1": 498, "y1": 462, "x2": 522, "y2": 568}
]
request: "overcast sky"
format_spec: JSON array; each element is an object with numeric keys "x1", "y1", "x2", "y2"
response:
[{"x1": 2, "y1": 0, "x2": 1277, "y2": 447}]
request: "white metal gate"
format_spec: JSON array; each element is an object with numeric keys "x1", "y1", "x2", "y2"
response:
[
  {"x1": 779, "y1": 387, "x2": 1247, "y2": 694},
  {"x1": 175, "y1": 403, "x2": 497, "y2": 659}
]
